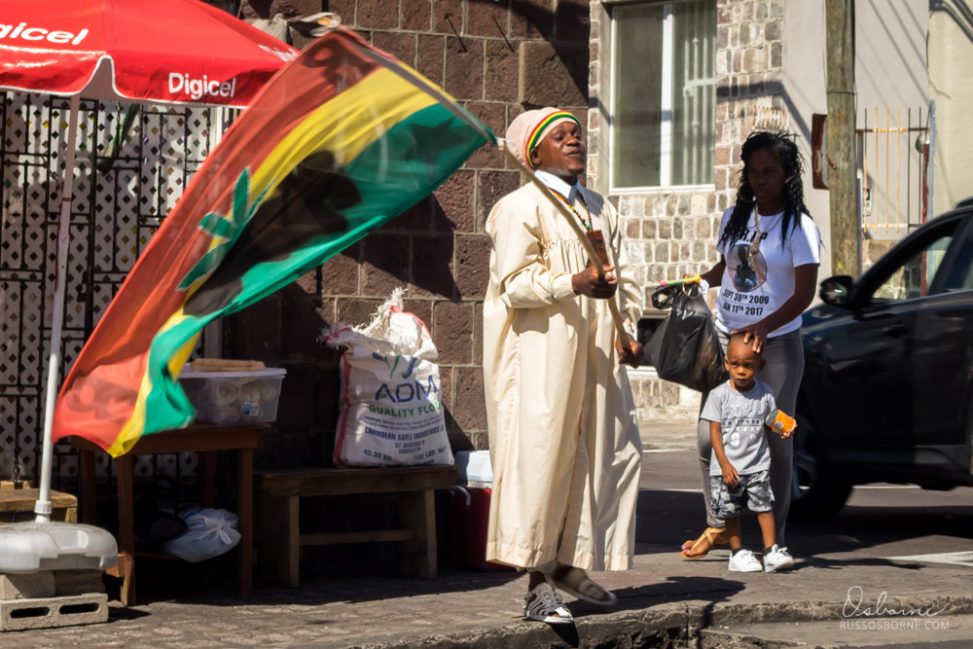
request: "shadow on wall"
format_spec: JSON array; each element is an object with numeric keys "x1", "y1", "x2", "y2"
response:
[
  {"x1": 221, "y1": 193, "x2": 464, "y2": 468},
  {"x1": 239, "y1": 0, "x2": 592, "y2": 104},
  {"x1": 361, "y1": 194, "x2": 461, "y2": 301},
  {"x1": 490, "y1": 0, "x2": 591, "y2": 101},
  {"x1": 931, "y1": 0, "x2": 973, "y2": 43}
]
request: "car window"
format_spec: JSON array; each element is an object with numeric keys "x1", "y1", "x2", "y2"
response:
[
  {"x1": 943, "y1": 224, "x2": 973, "y2": 291},
  {"x1": 871, "y1": 226, "x2": 955, "y2": 303}
]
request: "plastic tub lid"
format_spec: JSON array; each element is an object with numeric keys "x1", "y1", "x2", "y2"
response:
[
  {"x1": 455, "y1": 450, "x2": 493, "y2": 484},
  {"x1": 179, "y1": 367, "x2": 287, "y2": 379}
]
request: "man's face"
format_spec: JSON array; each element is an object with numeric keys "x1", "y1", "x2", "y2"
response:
[{"x1": 530, "y1": 121, "x2": 586, "y2": 179}]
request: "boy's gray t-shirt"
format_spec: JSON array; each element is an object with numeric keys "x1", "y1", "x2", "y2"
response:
[{"x1": 701, "y1": 380, "x2": 776, "y2": 476}]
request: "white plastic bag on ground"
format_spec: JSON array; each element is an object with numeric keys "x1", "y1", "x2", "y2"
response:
[
  {"x1": 321, "y1": 289, "x2": 454, "y2": 467},
  {"x1": 161, "y1": 508, "x2": 241, "y2": 563}
]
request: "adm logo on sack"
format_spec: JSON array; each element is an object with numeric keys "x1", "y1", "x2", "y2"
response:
[{"x1": 371, "y1": 352, "x2": 440, "y2": 404}]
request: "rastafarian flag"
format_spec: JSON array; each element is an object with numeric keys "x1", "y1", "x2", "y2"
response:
[{"x1": 53, "y1": 26, "x2": 493, "y2": 456}]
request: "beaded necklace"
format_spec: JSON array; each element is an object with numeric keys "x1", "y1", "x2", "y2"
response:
[
  {"x1": 749, "y1": 203, "x2": 784, "y2": 261},
  {"x1": 552, "y1": 189, "x2": 592, "y2": 231}
]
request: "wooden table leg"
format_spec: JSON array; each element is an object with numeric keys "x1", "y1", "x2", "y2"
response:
[
  {"x1": 197, "y1": 451, "x2": 217, "y2": 589},
  {"x1": 114, "y1": 455, "x2": 136, "y2": 606},
  {"x1": 237, "y1": 448, "x2": 253, "y2": 597},
  {"x1": 400, "y1": 490, "x2": 437, "y2": 578},
  {"x1": 78, "y1": 448, "x2": 97, "y2": 524},
  {"x1": 280, "y1": 495, "x2": 300, "y2": 588},
  {"x1": 199, "y1": 451, "x2": 216, "y2": 508}
]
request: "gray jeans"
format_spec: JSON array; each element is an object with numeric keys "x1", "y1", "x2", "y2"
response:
[{"x1": 697, "y1": 329, "x2": 804, "y2": 546}]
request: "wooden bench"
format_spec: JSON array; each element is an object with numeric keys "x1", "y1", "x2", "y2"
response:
[
  {"x1": 255, "y1": 465, "x2": 457, "y2": 587},
  {"x1": 0, "y1": 488, "x2": 77, "y2": 523}
]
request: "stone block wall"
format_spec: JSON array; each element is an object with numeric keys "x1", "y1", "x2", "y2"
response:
[
  {"x1": 589, "y1": 0, "x2": 788, "y2": 422},
  {"x1": 225, "y1": 0, "x2": 593, "y2": 466}
]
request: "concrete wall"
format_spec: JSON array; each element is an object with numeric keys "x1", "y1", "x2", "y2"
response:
[
  {"x1": 781, "y1": 0, "x2": 830, "y2": 280},
  {"x1": 929, "y1": 1, "x2": 973, "y2": 215}
]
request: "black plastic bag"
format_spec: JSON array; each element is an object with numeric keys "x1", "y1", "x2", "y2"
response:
[{"x1": 643, "y1": 285, "x2": 728, "y2": 392}]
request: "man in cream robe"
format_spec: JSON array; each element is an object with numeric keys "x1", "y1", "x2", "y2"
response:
[{"x1": 483, "y1": 107, "x2": 643, "y2": 622}]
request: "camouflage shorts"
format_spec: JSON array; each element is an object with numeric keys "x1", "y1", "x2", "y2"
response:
[{"x1": 710, "y1": 469, "x2": 774, "y2": 518}]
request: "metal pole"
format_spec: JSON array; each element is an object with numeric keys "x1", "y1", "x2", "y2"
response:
[{"x1": 35, "y1": 94, "x2": 81, "y2": 522}]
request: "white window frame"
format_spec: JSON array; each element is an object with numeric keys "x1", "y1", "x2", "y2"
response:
[{"x1": 607, "y1": 0, "x2": 716, "y2": 194}]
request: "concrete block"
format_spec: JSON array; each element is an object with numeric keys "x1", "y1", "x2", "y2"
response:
[
  {"x1": 0, "y1": 572, "x2": 55, "y2": 600},
  {"x1": 0, "y1": 592, "x2": 108, "y2": 631},
  {"x1": 53, "y1": 570, "x2": 104, "y2": 596}
]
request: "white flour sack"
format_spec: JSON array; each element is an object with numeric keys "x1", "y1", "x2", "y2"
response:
[{"x1": 321, "y1": 289, "x2": 454, "y2": 467}]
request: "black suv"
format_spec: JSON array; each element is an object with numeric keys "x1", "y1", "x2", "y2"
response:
[{"x1": 793, "y1": 200, "x2": 973, "y2": 519}]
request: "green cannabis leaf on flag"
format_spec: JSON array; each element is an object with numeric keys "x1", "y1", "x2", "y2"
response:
[{"x1": 178, "y1": 169, "x2": 268, "y2": 290}]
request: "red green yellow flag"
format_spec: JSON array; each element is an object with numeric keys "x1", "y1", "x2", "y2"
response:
[{"x1": 52, "y1": 27, "x2": 493, "y2": 456}]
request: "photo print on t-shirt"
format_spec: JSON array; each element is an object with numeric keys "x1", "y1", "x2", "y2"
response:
[{"x1": 727, "y1": 241, "x2": 767, "y2": 293}]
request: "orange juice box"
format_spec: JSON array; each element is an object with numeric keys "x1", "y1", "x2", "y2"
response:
[{"x1": 766, "y1": 409, "x2": 797, "y2": 437}]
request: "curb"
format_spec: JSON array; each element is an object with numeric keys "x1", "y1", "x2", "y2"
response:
[{"x1": 353, "y1": 596, "x2": 973, "y2": 649}]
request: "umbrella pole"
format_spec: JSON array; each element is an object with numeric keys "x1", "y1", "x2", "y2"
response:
[{"x1": 35, "y1": 94, "x2": 81, "y2": 523}]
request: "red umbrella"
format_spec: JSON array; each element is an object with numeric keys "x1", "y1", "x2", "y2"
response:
[
  {"x1": 0, "y1": 0, "x2": 298, "y2": 527},
  {"x1": 0, "y1": 0, "x2": 297, "y2": 107}
]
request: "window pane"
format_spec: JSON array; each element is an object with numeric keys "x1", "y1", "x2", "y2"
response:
[
  {"x1": 671, "y1": 0, "x2": 716, "y2": 185},
  {"x1": 612, "y1": 4, "x2": 663, "y2": 188},
  {"x1": 611, "y1": 1, "x2": 715, "y2": 189}
]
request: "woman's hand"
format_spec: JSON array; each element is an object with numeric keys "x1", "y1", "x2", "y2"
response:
[
  {"x1": 734, "y1": 264, "x2": 818, "y2": 350},
  {"x1": 572, "y1": 263, "x2": 617, "y2": 299},
  {"x1": 732, "y1": 320, "x2": 772, "y2": 353},
  {"x1": 615, "y1": 335, "x2": 642, "y2": 367}
]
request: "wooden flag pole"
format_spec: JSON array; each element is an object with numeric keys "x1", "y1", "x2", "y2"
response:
[{"x1": 499, "y1": 145, "x2": 631, "y2": 346}]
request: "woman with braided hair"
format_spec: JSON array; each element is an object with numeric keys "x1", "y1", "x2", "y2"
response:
[{"x1": 680, "y1": 131, "x2": 822, "y2": 565}]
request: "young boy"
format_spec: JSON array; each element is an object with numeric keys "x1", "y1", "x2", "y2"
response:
[{"x1": 701, "y1": 332, "x2": 796, "y2": 573}]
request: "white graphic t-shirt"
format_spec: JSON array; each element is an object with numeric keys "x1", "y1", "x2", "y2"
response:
[{"x1": 715, "y1": 207, "x2": 821, "y2": 337}]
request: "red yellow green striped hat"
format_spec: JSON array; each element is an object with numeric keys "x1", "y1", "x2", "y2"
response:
[{"x1": 505, "y1": 107, "x2": 582, "y2": 169}]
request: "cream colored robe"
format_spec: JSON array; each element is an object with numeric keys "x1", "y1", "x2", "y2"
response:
[{"x1": 483, "y1": 181, "x2": 643, "y2": 572}]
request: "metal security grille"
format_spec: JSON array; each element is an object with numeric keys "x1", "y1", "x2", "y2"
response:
[
  {"x1": 0, "y1": 92, "x2": 228, "y2": 490},
  {"x1": 859, "y1": 106, "x2": 931, "y2": 237}
]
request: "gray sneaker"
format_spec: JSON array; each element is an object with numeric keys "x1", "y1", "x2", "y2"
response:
[
  {"x1": 763, "y1": 545, "x2": 795, "y2": 572},
  {"x1": 523, "y1": 582, "x2": 573, "y2": 624}
]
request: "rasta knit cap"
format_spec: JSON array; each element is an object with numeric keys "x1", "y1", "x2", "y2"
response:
[{"x1": 504, "y1": 107, "x2": 581, "y2": 169}]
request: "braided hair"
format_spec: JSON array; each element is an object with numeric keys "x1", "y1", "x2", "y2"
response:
[{"x1": 719, "y1": 131, "x2": 811, "y2": 248}]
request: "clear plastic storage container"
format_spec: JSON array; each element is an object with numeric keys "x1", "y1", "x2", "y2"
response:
[{"x1": 178, "y1": 367, "x2": 286, "y2": 425}]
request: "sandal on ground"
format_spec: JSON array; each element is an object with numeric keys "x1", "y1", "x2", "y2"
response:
[
  {"x1": 524, "y1": 582, "x2": 574, "y2": 624},
  {"x1": 680, "y1": 526, "x2": 728, "y2": 560},
  {"x1": 551, "y1": 566, "x2": 617, "y2": 607}
]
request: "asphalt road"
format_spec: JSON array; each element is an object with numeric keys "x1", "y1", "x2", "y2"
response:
[
  {"x1": 637, "y1": 424, "x2": 973, "y2": 563},
  {"x1": 638, "y1": 423, "x2": 973, "y2": 648}
]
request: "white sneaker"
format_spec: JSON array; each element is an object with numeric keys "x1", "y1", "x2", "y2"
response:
[
  {"x1": 763, "y1": 545, "x2": 795, "y2": 573},
  {"x1": 727, "y1": 548, "x2": 763, "y2": 572}
]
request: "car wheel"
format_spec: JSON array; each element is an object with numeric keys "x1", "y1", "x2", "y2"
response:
[{"x1": 790, "y1": 414, "x2": 852, "y2": 521}]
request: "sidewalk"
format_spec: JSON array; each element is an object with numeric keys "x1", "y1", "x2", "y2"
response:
[
  {"x1": 3, "y1": 421, "x2": 972, "y2": 648},
  {"x1": 6, "y1": 542, "x2": 972, "y2": 648}
]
